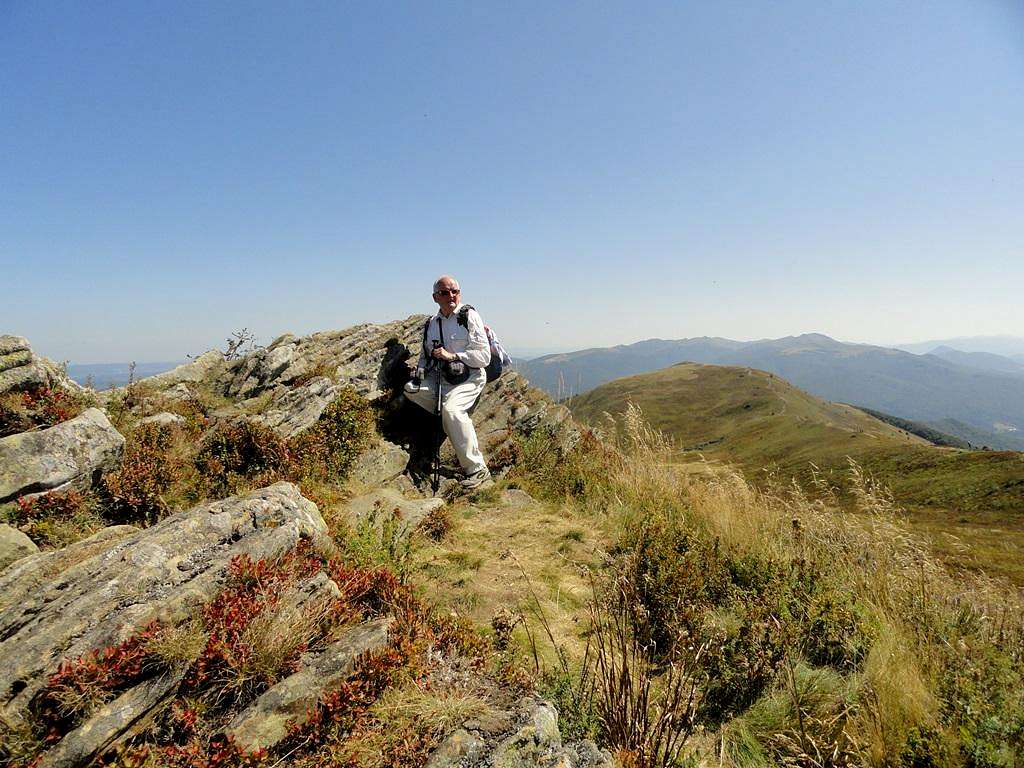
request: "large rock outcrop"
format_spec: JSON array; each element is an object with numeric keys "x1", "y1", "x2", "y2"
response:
[
  {"x1": 0, "y1": 482, "x2": 326, "y2": 718},
  {"x1": 217, "y1": 318, "x2": 425, "y2": 402},
  {"x1": 254, "y1": 376, "x2": 344, "y2": 438},
  {"x1": 0, "y1": 335, "x2": 79, "y2": 396},
  {"x1": 0, "y1": 408, "x2": 124, "y2": 503}
]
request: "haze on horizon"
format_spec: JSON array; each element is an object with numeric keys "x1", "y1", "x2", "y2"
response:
[{"x1": 2, "y1": 1, "x2": 1022, "y2": 364}]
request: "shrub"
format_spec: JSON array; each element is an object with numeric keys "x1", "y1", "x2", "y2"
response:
[
  {"x1": 288, "y1": 388, "x2": 375, "y2": 481},
  {"x1": 506, "y1": 427, "x2": 617, "y2": 503},
  {"x1": 35, "y1": 622, "x2": 164, "y2": 737},
  {"x1": 194, "y1": 419, "x2": 291, "y2": 497},
  {"x1": 0, "y1": 385, "x2": 93, "y2": 437},
  {"x1": 104, "y1": 422, "x2": 186, "y2": 525},
  {"x1": 575, "y1": 568, "x2": 706, "y2": 768},
  {"x1": 12, "y1": 489, "x2": 104, "y2": 548}
]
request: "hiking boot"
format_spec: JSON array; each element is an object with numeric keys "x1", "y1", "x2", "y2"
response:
[{"x1": 460, "y1": 468, "x2": 492, "y2": 489}]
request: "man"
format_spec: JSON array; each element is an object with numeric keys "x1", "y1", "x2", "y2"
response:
[{"x1": 404, "y1": 275, "x2": 492, "y2": 488}]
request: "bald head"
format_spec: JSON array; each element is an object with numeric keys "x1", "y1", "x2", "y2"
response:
[
  {"x1": 432, "y1": 275, "x2": 459, "y2": 294},
  {"x1": 432, "y1": 275, "x2": 462, "y2": 317}
]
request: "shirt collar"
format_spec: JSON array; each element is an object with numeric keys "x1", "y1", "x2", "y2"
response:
[{"x1": 436, "y1": 303, "x2": 463, "y2": 321}]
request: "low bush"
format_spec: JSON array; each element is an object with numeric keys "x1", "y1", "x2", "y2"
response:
[
  {"x1": 104, "y1": 422, "x2": 187, "y2": 525},
  {"x1": 194, "y1": 419, "x2": 291, "y2": 497},
  {"x1": 11, "y1": 489, "x2": 104, "y2": 548},
  {"x1": 288, "y1": 388, "x2": 375, "y2": 481},
  {"x1": 0, "y1": 385, "x2": 94, "y2": 437}
]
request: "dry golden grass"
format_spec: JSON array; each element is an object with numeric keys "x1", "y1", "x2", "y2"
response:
[
  {"x1": 523, "y1": 404, "x2": 1024, "y2": 766},
  {"x1": 144, "y1": 619, "x2": 208, "y2": 670},
  {"x1": 410, "y1": 487, "x2": 604, "y2": 667}
]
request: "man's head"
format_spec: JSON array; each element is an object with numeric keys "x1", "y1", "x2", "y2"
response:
[{"x1": 432, "y1": 275, "x2": 461, "y2": 317}]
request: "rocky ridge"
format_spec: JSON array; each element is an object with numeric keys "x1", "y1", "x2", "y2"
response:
[{"x1": 0, "y1": 321, "x2": 591, "y2": 768}]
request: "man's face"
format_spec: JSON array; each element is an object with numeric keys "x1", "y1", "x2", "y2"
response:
[{"x1": 433, "y1": 279, "x2": 461, "y2": 315}]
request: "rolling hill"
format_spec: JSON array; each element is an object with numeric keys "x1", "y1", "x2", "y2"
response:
[
  {"x1": 568, "y1": 362, "x2": 1024, "y2": 581},
  {"x1": 518, "y1": 333, "x2": 1024, "y2": 451},
  {"x1": 568, "y1": 362, "x2": 1024, "y2": 516}
]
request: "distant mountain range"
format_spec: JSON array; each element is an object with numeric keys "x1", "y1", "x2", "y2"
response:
[
  {"x1": 516, "y1": 334, "x2": 1024, "y2": 451},
  {"x1": 896, "y1": 335, "x2": 1024, "y2": 357},
  {"x1": 925, "y1": 346, "x2": 1024, "y2": 376}
]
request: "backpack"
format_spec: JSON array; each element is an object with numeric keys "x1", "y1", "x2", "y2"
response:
[{"x1": 421, "y1": 305, "x2": 510, "y2": 383}]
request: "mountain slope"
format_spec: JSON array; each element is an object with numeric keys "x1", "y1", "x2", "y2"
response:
[
  {"x1": 519, "y1": 333, "x2": 1024, "y2": 450},
  {"x1": 926, "y1": 346, "x2": 1024, "y2": 376},
  {"x1": 568, "y1": 363, "x2": 1024, "y2": 517}
]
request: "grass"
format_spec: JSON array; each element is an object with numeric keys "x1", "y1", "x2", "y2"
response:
[
  {"x1": 498, "y1": 404, "x2": 1024, "y2": 766},
  {"x1": 568, "y1": 362, "x2": 1024, "y2": 584},
  {"x1": 409, "y1": 484, "x2": 604, "y2": 668}
]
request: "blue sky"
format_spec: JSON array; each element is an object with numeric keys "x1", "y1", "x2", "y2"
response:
[{"x1": 2, "y1": 1, "x2": 1022, "y2": 362}]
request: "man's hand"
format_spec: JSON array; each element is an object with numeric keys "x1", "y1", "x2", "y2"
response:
[{"x1": 431, "y1": 347, "x2": 458, "y2": 363}]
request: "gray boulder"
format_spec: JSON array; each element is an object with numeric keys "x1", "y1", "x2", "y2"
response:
[
  {"x1": 254, "y1": 376, "x2": 343, "y2": 438},
  {"x1": 0, "y1": 408, "x2": 124, "y2": 503},
  {"x1": 38, "y1": 670, "x2": 185, "y2": 768},
  {"x1": 0, "y1": 335, "x2": 81, "y2": 396},
  {"x1": 133, "y1": 350, "x2": 223, "y2": 390},
  {"x1": 342, "y1": 488, "x2": 445, "y2": 538},
  {"x1": 0, "y1": 523, "x2": 38, "y2": 571},
  {"x1": 0, "y1": 482, "x2": 326, "y2": 718},
  {"x1": 218, "y1": 317, "x2": 425, "y2": 401},
  {"x1": 138, "y1": 412, "x2": 186, "y2": 428},
  {"x1": 350, "y1": 440, "x2": 410, "y2": 486}
]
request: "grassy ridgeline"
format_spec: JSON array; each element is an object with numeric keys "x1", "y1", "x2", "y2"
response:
[
  {"x1": 567, "y1": 362, "x2": 1024, "y2": 583},
  {"x1": 509, "y1": 407, "x2": 1024, "y2": 767}
]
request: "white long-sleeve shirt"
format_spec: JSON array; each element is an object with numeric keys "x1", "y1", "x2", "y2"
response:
[{"x1": 417, "y1": 304, "x2": 492, "y2": 370}]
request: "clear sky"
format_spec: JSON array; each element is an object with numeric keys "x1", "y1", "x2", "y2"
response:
[{"x1": 2, "y1": 1, "x2": 1022, "y2": 363}]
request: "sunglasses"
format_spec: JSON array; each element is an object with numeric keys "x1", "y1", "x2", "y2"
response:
[{"x1": 435, "y1": 288, "x2": 460, "y2": 296}]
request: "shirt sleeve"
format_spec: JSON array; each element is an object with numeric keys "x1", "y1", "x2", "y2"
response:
[{"x1": 457, "y1": 309, "x2": 492, "y2": 368}]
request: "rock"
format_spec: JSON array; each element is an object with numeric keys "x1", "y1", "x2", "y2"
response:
[
  {"x1": 464, "y1": 708, "x2": 514, "y2": 735},
  {"x1": 134, "y1": 351, "x2": 223, "y2": 390},
  {"x1": 424, "y1": 728, "x2": 486, "y2": 768},
  {"x1": 161, "y1": 382, "x2": 196, "y2": 401},
  {"x1": 0, "y1": 408, "x2": 124, "y2": 503},
  {"x1": 38, "y1": 671, "x2": 184, "y2": 768},
  {"x1": 138, "y1": 412, "x2": 186, "y2": 428},
  {"x1": 501, "y1": 489, "x2": 535, "y2": 508},
  {"x1": 490, "y1": 702, "x2": 563, "y2": 768},
  {"x1": 350, "y1": 441, "x2": 410, "y2": 486},
  {"x1": 254, "y1": 377, "x2": 343, "y2": 438},
  {"x1": 226, "y1": 618, "x2": 391, "y2": 752},
  {"x1": 0, "y1": 524, "x2": 38, "y2": 571},
  {"x1": 0, "y1": 336, "x2": 80, "y2": 396},
  {"x1": 218, "y1": 317, "x2": 425, "y2": 401},
  {"x1": 341, "y1": 488, "x2": 444, "y2": 538},
  {"x1": 0, "y1": 336, "x2": 30, "y2": 357},
  {"x1": 0, "y1": 482, "x2": 326, "y2": 718},
  {"x1": 574, "y1": 740, "x2": 615, "y2": 768}
]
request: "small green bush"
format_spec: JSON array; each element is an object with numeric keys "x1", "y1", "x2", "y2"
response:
[
  {"x1": 288, "y1": 387, "x2": 374, "y2": 481},
  {"x1": 194, "y1": 419, "x2": 291, "y2": 497}
]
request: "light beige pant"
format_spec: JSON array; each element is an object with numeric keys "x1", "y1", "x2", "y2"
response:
[{"x1": 406, "y1": 367, "x2": 487, "y2": 474}]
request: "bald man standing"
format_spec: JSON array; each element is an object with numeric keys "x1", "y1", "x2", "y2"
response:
[{"x1": 404, "y1": 275, "x2": 492, "y2": 489}]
